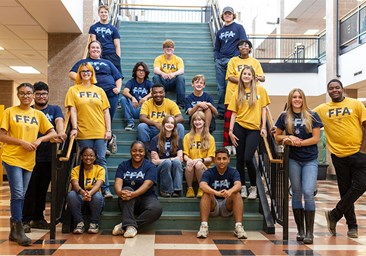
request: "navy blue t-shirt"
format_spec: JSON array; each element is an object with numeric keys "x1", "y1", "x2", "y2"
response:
[
  {"x1": 115, "y1": 159, "x2": 157, "y2": 196},
  {"x1": 214, "y1": 22, "x2": 247, "y2": 59},
  {"x1": 185, "y1": 92, "x2": 216, "y2": 132},
  {"x1": 275, "y1": 111, "x2": 323, "y2": 162},
  {"x1": 149, "y1": 135, "x2": 183, "y2": 159},
  {"x1": 125, "y1": 78, "x2": 153, "y2": 101},
  {"x1": 200, "y1": 166, "x2": 240, "y2": 199},
  {"x1": 70, "y1": 58, "x2": 123, "y2": 92},
  {"x1": 33, "y1": 104, "x2": 64, "y2": 162},
  {"x1": 89, "y1": 22, "x2": 120, "y2": 55}
]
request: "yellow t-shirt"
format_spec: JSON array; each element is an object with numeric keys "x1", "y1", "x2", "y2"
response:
[
  {"x1": 65, "y1": 84, "x2": 110, "y2": 139},
  {"x1": 314, "y1": 97, "x2": 366, "y2": 157},
  {"x1": 227, "y1": 85, "x2": 270, "y2": 130},
  {"x1": 153, "y1": 54, "x2": 184, "y2": 74},
  {"x1": 0, "y1": 106, "x2": 53, "y2": 171},
  {"x1": 70, "y1": 164, "x2": 105, "y2": 191},
  {"x1": 225, "y1": 56, "x2": 264, "y2": 105},
  {"x1": 183, "y1": 133, "x2": 216, "y2": 167},
  {"x1": 140, "y1": 98, "x2": 181, "y2": 123}
]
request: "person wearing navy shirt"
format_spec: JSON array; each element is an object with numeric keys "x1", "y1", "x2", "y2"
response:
[
  {"x1": 121, "y1": 62, "x2": 153, "y2": 131},
  {"x1": 112, "y1": 141, "x2": 162, "y2": 238},
  {"x1": 23, "y1": 82, "x2": 66, "y2": 232},
  {"x1": 214, "y1": 6, "x2": 247, "y2": 118},
  {"x1": 275, "y1": 88, "x2": 323, "y2": 244},
  {"x1": 196, "y1": 148, "x2": 247, "y2": 239},
  {"x1": 89, "y1": 5, "x2": 121, "y2": 74}
]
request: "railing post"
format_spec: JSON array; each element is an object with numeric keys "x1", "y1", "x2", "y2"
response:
[
  {"x1": 282, "y1": 145, "x2": 290, "y2": 240},
  {"x1": 50, "y1": 142, "x2": 58, "y2": 240}
]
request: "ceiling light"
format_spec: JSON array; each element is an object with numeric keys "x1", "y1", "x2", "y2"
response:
[
  {"x1": 0, "y1": 46, "x2": 4, "y2": 50},
  {"x1": 10, "y1": 66, "x2": 40, "y2": 74},
  {"x1": 304, "y1": 29, "x2": 319, "y2": 35}
]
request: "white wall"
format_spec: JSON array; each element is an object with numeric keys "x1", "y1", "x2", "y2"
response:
[
  {"x1": 61, "y1": 0, "x2": 84, "y2": 32},
  {"x1": 338, "y1": 44, "x2": 366, "y2": 86}
]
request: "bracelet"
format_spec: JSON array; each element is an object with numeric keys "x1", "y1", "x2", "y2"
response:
[{"x1": 201, "y1": 158, "x2": 205, "y2": 163}]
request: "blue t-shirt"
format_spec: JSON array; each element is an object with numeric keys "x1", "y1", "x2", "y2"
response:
[
  {"x1": 115, "y1": 159, "x2": 157, "y2": 196},
  {"x1": 149, "y1": 135, "x2": 183, "y2": 159},
  {"x1": 89, "y1": 22, "x2": 120, "y2": 55},
  {"x1": 275, "y1": 111, "x2": 323, "y2": 162},
  {"x1": 70, "y1": 58, "x2": 123, "y2": 92},
  {"x1": 184, "y1": 92, "x2": 216, "y2": 132},
  {"x1": 214, "y1": 22, "x2": 247, "y2": 59},
  {"x1": 125, "y1": 78, "x2": 153, "y2": 101},
  {"x1": 201, "y1": 166, "x2": 241, "y2": 199},
  {"x1": 33, "y1": 104, "x2": 64, "y2": 162}
]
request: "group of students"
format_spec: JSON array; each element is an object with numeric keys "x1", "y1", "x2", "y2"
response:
[{"x1": 2, "y1": 3, "x2": 366, "y2": 247}]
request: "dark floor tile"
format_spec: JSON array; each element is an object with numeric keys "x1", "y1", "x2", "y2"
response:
[
  {"x1": 155, "y1": 230, "x2": 182, "y2": 235},
  {"x1": 33, "y1": 239, "x2": 66, "y2": 244},
  {"x1": 19, "y1": 249, "x2": 57, "y2": 255},
  {"x1": 0, "y1": 239, "x2": 6, "y2": 244},
  {"x1": 214, "y1": 239, "x2": 244, "y2": 244},
  {"x1": 271, "y1": 240, "x2": 299, "y2": 245},
  {"x1": 284, "y1": 250, "x2": 321, "y2": 256},
  {"x1": 219, "y1": 249, "x2": 254, "y2": 255}
]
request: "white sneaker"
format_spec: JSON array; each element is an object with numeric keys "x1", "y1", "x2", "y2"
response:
[
  {"x1": 248, "y1": 186, "x2": 257, "y2": 200},
  {"x1": 73, "y1": 221, "x2": 85, "y2": 234},
  {"x1": 225, "y1": 146, "x2": 232, "y2": 155},
  {"x1": 124, "y1": 226, "x2": 137, "y2": 238},
  {"x1": 231, "y1": 146, "x2": 237, "y2": 155},
  {"x1": 197, "y1": 223, "x2": 209, "y2": 238},
  {"x1": 234, "y1": 223, "x2": 247, "y2": 239},
  {"x1": 88, "y1": 223, "x2": 99, "y2": 234},
  {"x1": 112, "y1": 222, "x2": 124, "y2": 236},
  {"x1": 241, "y1": 186, "x2": 247, "y2": 198}
]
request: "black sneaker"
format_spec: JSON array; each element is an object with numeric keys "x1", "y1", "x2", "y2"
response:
[
  {"x1": 30, "y1": 219, "x2": 50, "y2": 229},
  {"x1": 347, "y1": 228, "x2": 358, "y2": 238},
  {"x1": 325, "y1": 210, "x2": 337, "y2": 236},
  {"x1": 125, "y1": 124, "x2": 135, "y2": 131}
]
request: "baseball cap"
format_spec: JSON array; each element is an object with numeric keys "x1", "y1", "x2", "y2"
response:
[{"x1": 223, "y1": 6, "x2": 234, "y2": 14}]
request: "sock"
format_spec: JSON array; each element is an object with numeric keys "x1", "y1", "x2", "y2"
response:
[
  {"x1": 235, "y1": 222, "x2": 242, "y2": 227},
  {"x1": 201, "y1": 221, "x2": 208, "y2": 227}
]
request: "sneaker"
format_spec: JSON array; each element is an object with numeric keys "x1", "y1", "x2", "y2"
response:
[
  {"x1": 160, "y1": 191, "x2": 171, "y2": 197},
  {"x1": 108, "y1": 134, "x2": 117, "y2": 154},
  {"x1": 124, "y1": 226, "x2": 137, "y2": 238},
  {"x1": 347, "y1": 228, "x2": 358, "y2": 238},
  {"x1": 125, "y1": 123, "x2": 135, "y2": 131},
  {"x1": 234, "y1": 223, "x2": 248, "y2": 239},
  {"x1": 231, "y1": 146, "x2": 237, "y2": 156},
  {"x1": 241, "y1": 186, "x2": 247, "y2": 198},
  {"x1": 248, "y1": 186, "x2": 257, "y2": 200},
  {"x1": 103, "y1": 189, "x2": 113, "y2": 198},
  {"x1": 23, "y1": 221, "x2": 31, "y2": 233},
  {"x1": 225, "y1": 145, "x2": 232, "y2": 155},
  {"x1": 106, "y1": 149, "x2": 111, "y2": 156},
  {"x1": 88, "y1": 223, "x2": 99, "y2": 234},
  {"x1": 73, "y1": 221, "x2": 85, "y2": 234},
  {"x1": 197, "y1": 223, "x2": 208, "y2": 238},
  {"x1": 325, "y1": 210, "x2": 337, "y2": 236},
  {"x1": 186, "y1": 187, "x2": 195, "y2": 198},
  {"x1": 112, "y1": 222, "x2": 124, "y2": 236},
  {"x1": 196, "y1": 188, "x2": 204, "y2": 198},
  {"x1": 30, "y1": 219, "x2": 50, "y2": 229}
]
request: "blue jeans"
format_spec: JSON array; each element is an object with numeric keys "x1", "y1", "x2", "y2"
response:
[
  {"x1": 152, "y1": 75, "x2": 186, "y2": 106},
  {"x1": 66, "y1": 190, "x2": 104, "y2": 224},
  {"x1": 215, "y1": 57, "x2": 230, "y2": 116},
  {"x1": 137, "y1": 123, "x2": 185, "y2": 143},
  {"x1": 3, "y1": 161, "x2": 32, "y2": 221},
  {"x1": 105, "y1": 90, "x2": 119, "y2": 121},
  {"x1": 289, "y1": 158, "x2": 318, "y2": 211},
  {"x1": 78, "y1": 139, "x2": 109, "y2": 191},
  {"x1": 157, "y1": 159, "x2": 183, "y2": 193},
  {"x1": 120, "y1": 96, "x2": 141, "y2": 125}
]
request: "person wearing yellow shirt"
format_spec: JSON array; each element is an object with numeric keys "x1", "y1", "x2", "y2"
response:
[
  {"x1": 153, "y1": 39, "x2": 186, "y2": 108},
  {"x1": 224, "y1": 40, "x2": 265, "y2": 155},
  {"x1": 314, "y1": 79, "x2": 366, "y2": 239},
  {"x1": 137, "y1": 84, "x2": 184, "y2": 145},
  {"x1": 67, "y1": 147, "x2": 105, "y2": 234},
  {"x1": 228, "y1": 66, "x2": 270, "y2": 200},
  {"x1": 0, "y1": 83, "x2": 56, "y2": 246},
  {"x1": 183, "y1": 111, "x2": 216, "y2": 198},
  {"x1": 65, "y1": 63, "x2": 112, "y2": 198}
]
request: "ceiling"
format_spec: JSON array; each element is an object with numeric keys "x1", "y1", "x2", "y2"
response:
[{"x1": 0, "y1": 0, "x2": 81, "y2": 86}]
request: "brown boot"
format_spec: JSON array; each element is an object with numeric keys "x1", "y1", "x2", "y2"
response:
[
  {"x1": 304, "y1": 211, "x2": 315, "y2": 244},
  {"x1": 14, "y1": 220, "x2": 32, "y2": 246},
  {"x1": 293, "y1": 208, "x2": 305, "y2": 241}
]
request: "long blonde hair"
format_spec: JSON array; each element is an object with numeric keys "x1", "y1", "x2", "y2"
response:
[
  {"x1": 285, "y1": 88, "x2": 313, "y2": 134},
  {"x1": 189, "y1": 111, "x2": 210, "y2": 151},
  {"x1": 158, "y1": 116, "x2": 179, "y2": 155},
  {"x1": 237, "y1": 65, "x2": 257, "y2": 108}
]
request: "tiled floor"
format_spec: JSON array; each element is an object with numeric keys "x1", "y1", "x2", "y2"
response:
[{"x1": 1, "y1": 180, "x2": 366, "y2": 256}]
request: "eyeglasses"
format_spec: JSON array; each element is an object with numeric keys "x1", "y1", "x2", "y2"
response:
[
  {"x1": 80, "y1": 70, "x2": 92, "y2": 74},
  {"x1": 238, "y1": 44, "x2": 250, "y2": 49},
  {"x1": 18, "y1": 92, "x2": 33, "y2": 97},
  {"x1": 35, "y1": 92, "x2": 49, "y2": 97},
  {"x1": 137, "y1": 69, "x2": 145, "y2": 72}
]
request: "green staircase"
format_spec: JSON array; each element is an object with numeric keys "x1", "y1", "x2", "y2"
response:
[{"x1": 102, "y1": 21, "x2": 264, "y2": 232}]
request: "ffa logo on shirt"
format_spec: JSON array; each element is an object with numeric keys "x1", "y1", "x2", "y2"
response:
[
  {"x1": 95, "y1": 27, "x2": 113, "y2": 35},
  {"x1": 327, "y1": 107, "x2": 351, "y2": 117},
  {"x1": 212, "y1": 179, "x2": 231, "y2": 190},
  {"x1": 14, "y1": 115, "x2": 38, "y2": 125},
  {"x1": 219, "y1": 31, "x2": 236, "y2": 39},
  {"x1": 191, "y1": 141, "x2": 202, "y2": 149},
  {"x1": 123, "y1": 170, "x2": 145, "y2": 180},
  {"x1": 79, "y1": 92, "x2": 101, "y2": 99},
  {"x1": 162, "y1": 63, "x2": 177, "y2": 70},
  {"x1": 151, "y1": 111, "x2": 165, "y2": 119}
]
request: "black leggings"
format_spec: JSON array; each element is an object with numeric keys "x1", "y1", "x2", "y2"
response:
[{"x1": 234, "y1": 123, "x2": 260, "y2": 186}]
